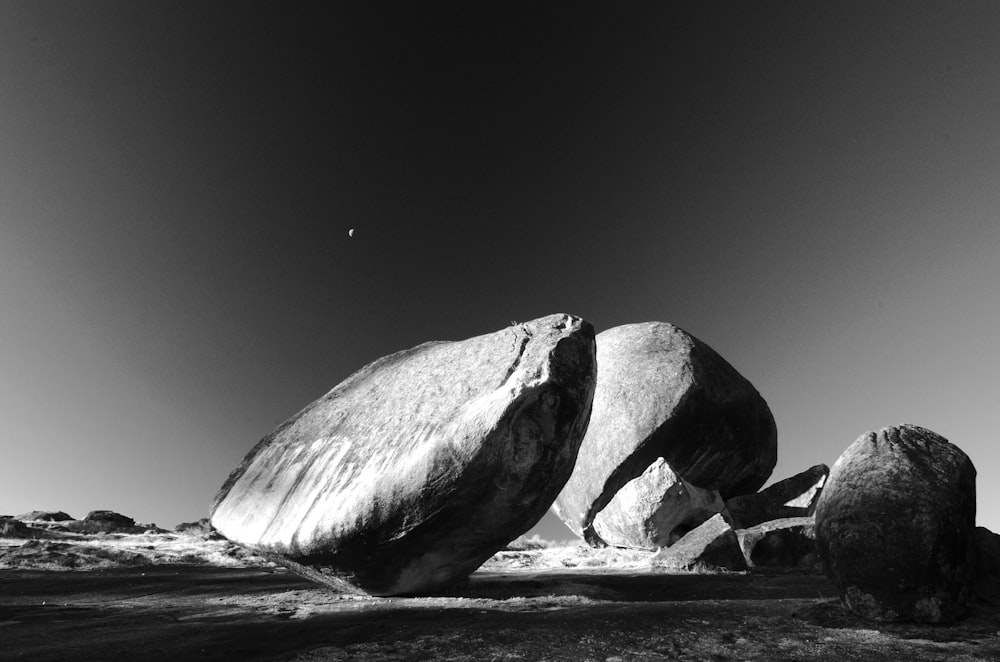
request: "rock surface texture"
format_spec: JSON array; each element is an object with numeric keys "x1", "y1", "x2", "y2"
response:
[
  {"x1": 591, "y1": 458, "x2": 725, "y2": 550},
  {"x1": 651, "y1": 513, "x2": 748, "y2": 571},
  {"x1": 725, "y1": 464, "x2": 828, "y2": 530},
  {"x1": 552, "y1": 322, "x2": 776, "y2": 546},
  {"x1": 974, "y1": 527, "x2": 1000, "y2": 607},
  {"x1": 736, "y1": 516, "x2": 819, "y2": 570},
  {"x1": 211, "y1": 314, "x2": 596, "y2": 595},
  {"x1": 815, "y1": 424, "x2": 977, "y2": 623}
]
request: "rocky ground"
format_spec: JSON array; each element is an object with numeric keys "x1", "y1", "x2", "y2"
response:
[{"x1": 2, "y1": 525, "x2": 999, "y2": 661}]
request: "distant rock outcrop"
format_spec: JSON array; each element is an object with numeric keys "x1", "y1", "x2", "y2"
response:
[
  {"x1": 14, "y1": 511, "x2": 74, "y2": 523},
  {"x1": 725, "y1": 464, "x2": 828, "y2": 530},
  {"x1": 85, "y1": 511, "x2": 136, "y2": 527},
  {"x1": 175, "y1": 518, "x2": 217, "y2": 536},
  {"x1": 651, "y1": 513, "x2": 748, "y2": 571},
  {"x1": 815, "y1": 424, "x2": 977, "y2": 623},
  {"x1": 552, "y1": 322, "x2": 776, "y2": 546},
  {"x1": 211, "y1": 314, "x2": 597, "y2": 596},
  {"x1": 1, "y1": 518, "x2": 43, "y2": 539},
  {"x1": 591, "y1": 458, "x2": 725, "y2": 550}
]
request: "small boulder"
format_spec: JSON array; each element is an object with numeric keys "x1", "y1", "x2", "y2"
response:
[
  {"x1": 651, "y1": 514, "x2": 748, "y2": 571},
  {"x1": 553, "y1": 322, "x2": 776, "y2": 546},
  {"x1": 591, "y1": 457, "x2": 725, "y2": 550},
  {"x1": 211, "y1": 314, "x2": 596, "y2": 595},
  {"x1": 736, "y1": 516, "x2": 819, "y2": 571},
  {"x1": 725, "y1": 464, "x2": 828, "y2": 529},
  {"x1": 815, "y1": 424, "x2": 977, "y2": 623}
]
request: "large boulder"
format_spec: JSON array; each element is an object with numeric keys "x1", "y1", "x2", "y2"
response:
[
  {"x1": 552, "y1": 322, "x2": 776, "y2": 546},
  {"x1": 591, "y1": 457, "x2": 725, "y2": 550},
  {"x1": 815, "y1": 424, "x2": 977, "y2": 623},
  {"x1": 725, "y1": 464, "x2": 828, "y2": 530},
  {"x1": 211, "y1": 314, "x2": 596, "y2": 596}
]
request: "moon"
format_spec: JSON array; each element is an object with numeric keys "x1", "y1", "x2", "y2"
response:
[{"x1": 348, "y1": 228, "x2": 355, "y2": 238}]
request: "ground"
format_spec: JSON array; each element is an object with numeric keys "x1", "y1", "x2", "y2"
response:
[{"x1": 1, "y1": 534, "x2": 999, "y2": 661}]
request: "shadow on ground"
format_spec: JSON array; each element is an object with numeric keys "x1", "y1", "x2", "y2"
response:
[{"x1": 2, "y1": 566, "x2": 998, "y2": 661}]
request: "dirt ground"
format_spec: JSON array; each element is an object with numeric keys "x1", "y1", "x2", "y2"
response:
[{"x1": 3, "y1": 564, "x2": 999, "y2": 662}]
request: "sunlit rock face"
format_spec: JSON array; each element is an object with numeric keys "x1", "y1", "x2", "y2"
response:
[
  {"x1": 815, "y1": 424, "x2": 977, "y2": 623},
  {"x1": 552, "y1": 322, "x2": 777, "y2": 547},
  {"x1": 591, "y1": 458, "x2": 725, "y2": 550},
  {"x1": 651, "y1": 513, "x2": 748, "y2": 571},
  {"x1": 211, "y1": 314, "x2": 596, "y2": 596}
]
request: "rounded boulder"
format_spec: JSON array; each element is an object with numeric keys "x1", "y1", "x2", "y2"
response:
[
  {"x1": 552, "y1": 322, "x2": 776, "y2": 546},
  {"x1": 815, "y1": 424, "x2": 977, "y2": 623}
]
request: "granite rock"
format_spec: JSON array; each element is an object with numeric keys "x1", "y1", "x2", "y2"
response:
[
  {"x1": 725, "y1": 464, "x2": 828, "y2": 529},
  {"x1": 736, "y1": 516, "x2": 819, "y2": 571},
  {"x1": 211, "y1": 314, "x2": 596, "y2": 595},
  {"x1": 13, "y1": 511, "x2": 75, "y2": 523},
  {"x1": 815, "y1": 424, "x2": 977, "y2": 623},
  {"x1": 651, "y1": 513, "x2": 748, "y2": 571},
  {"x1": 553, "y1": 322, "x2": 776, "y2": 546},
  {"x1": 591, "y1": 457, "x2": 725, "y2": 550},
  {"x1": 974, "y1": 527, "x2": 1000, "y2": 606}
]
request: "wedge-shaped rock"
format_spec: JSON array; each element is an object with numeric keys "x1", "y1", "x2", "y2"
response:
[
  {"x1": 591, "y1": 458, "x2": 725, "y2": 550},
  {"x1": 651, "y1": 514, "x2": 747, "y2": 571},
  {"x1": 815, "y1": 424, "x2": 977, "y2": 623},
  {"x1": 553, "y1": 322, "x2": 776, "y2": 546},
  {"x1": 725, "y1": 464, "x2": 828, "y2": 530},
  {"x1": 736, "y1": 516, "x2": 818, "y2": 570},
  {"x1": 211, "y1": 314, "x2": 596, "y2": 595}
]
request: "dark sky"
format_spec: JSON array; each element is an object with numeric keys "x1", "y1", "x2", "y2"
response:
[{"x1": 2, "y1": 2, "x2": 998, "y2": 538}]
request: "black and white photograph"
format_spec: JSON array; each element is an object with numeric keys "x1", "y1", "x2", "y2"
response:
[{"x1": 2, "y1": 2, "x2": 999, "y2": 660}]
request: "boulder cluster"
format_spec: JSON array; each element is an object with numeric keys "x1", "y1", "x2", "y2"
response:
[
  {"x1": 209, "y1": 313, "x2": 996, "y2": 621},
  {"x1": 0, "y1": 510, "x2": 168, "y2": 537}
]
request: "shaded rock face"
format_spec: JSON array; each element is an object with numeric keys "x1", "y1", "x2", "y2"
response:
[
  {"x1": 552, "y1": 322, "x2": 776, "y2": 546},
  {"x1": 651, "y1": 514, "x2": 748, "y2": 571},
  {"x1": 84, "y1": 511, "x2": 136, "y2": 527},
  {"x1": 974, "y1": 527, "x2": 1000, "y2": 606},
  {"x1": 736, "y1": 516, "x2": 819, "y2": 571},
  {"x1": 591, "y1": 458, "x2": 724, "y2": 550},
  {"x1": 725, "y1": 464, "x2": 828, "y2": 530},
  {"x1": 1, "y1": 518, "x2": 35, "y2": 539},
  {"x1": 0, "y1": 518, "x2": 69, "y2": 540},
  {"x1": 815, "y1": 424, "x2": 977, "y2": 623},
  {"x1": 211, "y1": 314, "x2": 596, "y2": 596},
  {"x1": 175, "y1": 518, "x2": 217, "y2": 535}
]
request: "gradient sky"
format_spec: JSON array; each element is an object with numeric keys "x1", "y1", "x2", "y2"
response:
[{"x1": 1, "y1": 2, "x2": 998, "y2": 540}]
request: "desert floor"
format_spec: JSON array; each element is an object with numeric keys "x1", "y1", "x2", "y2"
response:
[{"x1": 3, "y1": 552, "x2": 1000, "y2": 662}]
